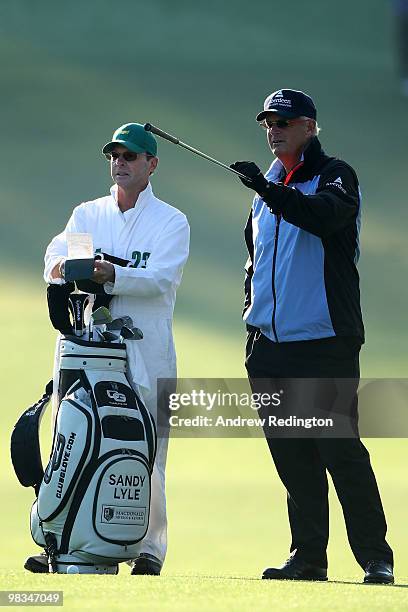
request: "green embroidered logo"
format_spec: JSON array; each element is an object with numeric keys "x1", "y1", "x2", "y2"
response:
[{"x1": 131, "y1": 251, "x2": 151, "y2": 268}]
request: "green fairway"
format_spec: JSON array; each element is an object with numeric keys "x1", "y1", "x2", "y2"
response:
[
  {"x1": 1, "y1": 0, "x2": 407, "y2": 361},
  {"x1": 1, "y1": 0, "x2": 407, "y2": 374},
  {"x1": 1, "y1": 0, "x2": 407, "y2": 609},
  {"x1": 1, "y1": 278, "x2": 407, "y2": 610},
  {"x1": 3, "y1": 574, "x2": 408, "y2": 612}
]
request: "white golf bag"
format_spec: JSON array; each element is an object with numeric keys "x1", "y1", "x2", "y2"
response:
[{"x1": 29, "y1": 335, "x2": 156, "y2": 574}]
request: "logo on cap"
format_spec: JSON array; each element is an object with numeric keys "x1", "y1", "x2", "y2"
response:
[
  {"x1": 256, "y1": 89, "x2": 317, "y2": 122},
  {"x1": 268, "y1": 96, "x2": 292, "y2": 109},
  {"x1": 118, "y1": 130, "x2": 129, "y2": 135}
]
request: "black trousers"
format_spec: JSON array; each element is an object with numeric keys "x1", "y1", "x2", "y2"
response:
[{"x1": 246, "y1": 330, "x2": 393, "y2": 569}]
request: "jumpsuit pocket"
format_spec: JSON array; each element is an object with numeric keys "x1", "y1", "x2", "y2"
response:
[{"x1": 141, "y1": 319, "x2": 172, "y2": 361}]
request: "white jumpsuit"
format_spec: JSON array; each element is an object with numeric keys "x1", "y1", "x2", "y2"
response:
[{"x1": 44, "y1": 183, "x2": 190, "y2": 564}]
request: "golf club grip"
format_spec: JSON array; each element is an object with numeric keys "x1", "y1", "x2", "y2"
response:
[{"x1": 144, "y1": 123, "x2": 179, "y2": 145}]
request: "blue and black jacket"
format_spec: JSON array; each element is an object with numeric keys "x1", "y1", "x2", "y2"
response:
[{"x1": 243, "y1": 137, "x2": 364, "y2": 343}]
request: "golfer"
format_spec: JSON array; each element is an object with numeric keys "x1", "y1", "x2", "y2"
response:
[{"x1": 231, "y1": 89, "x2": 394, "y2": 584}]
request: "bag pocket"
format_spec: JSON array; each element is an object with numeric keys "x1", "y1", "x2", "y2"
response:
[
  {"x1": 63, "y1": 450, "x2": 151, "y2": 559},
  {"x1": 93, "y1": 452, "x2": 151, "y2": 545},
  {"x1": 37, "y1": 399, "x2": 93, "y2": 522}
]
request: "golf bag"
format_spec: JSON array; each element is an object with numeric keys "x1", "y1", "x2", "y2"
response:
[{"x1": 13, "y1": 335, "x2": 156, "y2": 574}]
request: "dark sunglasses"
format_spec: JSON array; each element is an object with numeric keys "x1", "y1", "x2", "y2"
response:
[
  {"x1": 261, "y1": 118, "x2": 309, "y2": 130},
  {"x1": 105, "y1": 150, "x2": 140, "y2": 162}
]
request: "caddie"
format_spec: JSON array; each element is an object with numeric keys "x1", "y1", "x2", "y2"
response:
[{"x1": 25, "y1": 122, "x2": 190, "y2": 575}]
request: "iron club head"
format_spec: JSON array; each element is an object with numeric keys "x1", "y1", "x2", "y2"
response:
[
  {"x1": 107, "y1": 315, "x2": 134, "y2": 331},
  {"x1": 102, "y1": 331, "x2": 119, "y2": 342},
  {"x1": 92, "y1": 306, "x2": 113, "y2": 326},
  {"x1": 119, "y1": 326, "x2": 136, "y2": 343},
  {"x1": 132, "y1": 327, "x2": 143, "y2": 340}
]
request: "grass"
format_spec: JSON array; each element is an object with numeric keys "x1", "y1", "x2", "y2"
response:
[
  {"x1": 3, "y1": 574, "x2": 408, "y2": 612},
  {"x1": 1, "y1": 0, "x2": 407, "y2": 354},
  {"x1": 1, "y1": 1, "x2": 407, "y2": 608},
  {"x1": 1, "y1": 276, "x2": 407, "y2": 611}
]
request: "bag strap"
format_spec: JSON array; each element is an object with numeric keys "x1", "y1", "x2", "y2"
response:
[{"x1": 11, "y1": 380, "x2": 53, "y2": 493}]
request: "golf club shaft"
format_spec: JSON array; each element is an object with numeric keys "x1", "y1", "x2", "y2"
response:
[{"x1": 144, "y1": 123, "x2": 251, "y2": 181}]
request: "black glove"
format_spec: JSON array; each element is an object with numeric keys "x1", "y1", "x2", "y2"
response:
[
  {"x1": 230, "y1": 161, "x2": 270, "y2": 195},
  {"x1": 231, "y1": 160, "x2": 290, "y2": 214}
]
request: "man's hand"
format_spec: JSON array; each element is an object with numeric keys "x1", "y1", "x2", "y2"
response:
[
  {"x1": 230, "y1": 161, "x2": 269, "y2": 195},
  {"x1": 92, "y1": 260, "x2": 115, "y2": 284},
  {"x1": 50, "y1": 258, "x2": 66, "y2": 280},
  {"x1": 231, "y1": 160, "x2": 289, "y2": 214}
]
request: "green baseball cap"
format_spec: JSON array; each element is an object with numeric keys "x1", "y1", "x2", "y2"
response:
[{"x1": 102, "y1": 122, "x2": 157, "y2": 156}]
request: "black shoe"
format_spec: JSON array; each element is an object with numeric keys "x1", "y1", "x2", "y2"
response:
[
  {"x1": 130, "y1": 553, "x2": 162, "y2": 576},
  {"x1": 363, "y1": 560, "x2": 394, "y2": 584},
  {"x1": 262, "y1": 555, "x2": 327, "y2": 581},
  {"x1": 24, "y1": 553, "x2": 49, "y2": 574}
]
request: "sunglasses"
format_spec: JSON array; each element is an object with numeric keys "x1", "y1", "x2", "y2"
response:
[
  {"x1": 105, "y1": 150, "x2": 140, "y2": 162},
  {"x1": 261, "y1": 118, "x2": 309, "y2": 129}
]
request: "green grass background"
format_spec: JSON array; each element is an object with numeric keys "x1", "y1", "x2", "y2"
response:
[{"x1": 1, "y1": 1, "x2": 407, "y2": 610}]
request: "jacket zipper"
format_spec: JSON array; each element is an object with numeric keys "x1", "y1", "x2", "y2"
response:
[
  {"x1": 271, "y1": 215, "x2": 281, "y2": 342},
  {"x1": 270, "y1": 161, "x2": 304, "y2": 343}
]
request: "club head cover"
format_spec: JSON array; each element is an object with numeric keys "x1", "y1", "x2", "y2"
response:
[{"x1": 47, "y1": 283, "x2": 75, "y2": 334}]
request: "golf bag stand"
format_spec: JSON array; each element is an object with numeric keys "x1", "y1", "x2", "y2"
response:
[{"x1": 29, "y1": 335, "x2": 156, "y2": 574}]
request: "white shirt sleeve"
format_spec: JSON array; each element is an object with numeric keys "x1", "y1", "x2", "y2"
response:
[
  {"x1": 43, "y1": 205, "x2": 86, "y2": 283},
  {"x1": 105, "y1": 214, "x2": 190, "y2": 297}
]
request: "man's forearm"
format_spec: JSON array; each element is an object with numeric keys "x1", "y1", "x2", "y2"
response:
[{"x1": 50, "y1": 259, "x2": 65, "y2": 280}]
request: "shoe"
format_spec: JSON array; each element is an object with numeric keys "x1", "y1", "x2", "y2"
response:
[
  {"x1": 130, "y1": 553, "x2": 162, "y2": 576},
  {"x1": 262, "y1": 555, "x2": 327, "y2": 581},
  {"x1": 363, "y1": 560, "x2": 394, "y2": 584},
  {"x1": 24, "y1": 552, "x2": 49, "y2": 574}
]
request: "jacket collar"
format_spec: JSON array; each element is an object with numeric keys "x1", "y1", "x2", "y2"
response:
[
  {"x1": 110, "y1": 182, "x2": 154, "y2": 212},
  {"x1": 266, "y1": 137, "x2": 330, "y2": 183}
]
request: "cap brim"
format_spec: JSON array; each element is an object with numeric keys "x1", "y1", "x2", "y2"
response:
[
  {"x1": 256, "y1": 109, "x2": 301, "y2": 121},
  {"x1": 102, "y1": 140, "x2": 152, "y2": 155}
]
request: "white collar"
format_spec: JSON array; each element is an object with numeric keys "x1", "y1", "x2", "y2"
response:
[
  {"x1": 265, "y1": 152, "x2": 305, "y2": 182},
  {"x1": 110, "y1": 182, "x2": 154, "y2": 212},
  {"x1": 265, "y1": 158, "x2": 285, "y2": 182}
]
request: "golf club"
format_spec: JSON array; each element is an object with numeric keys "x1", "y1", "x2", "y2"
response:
[
  {"x1": 119, "y1": 326, "x2": 136, "y2": 343},
  {"x1": 94, "y1": 327, "x2": 106, "y2": 342},
  {"x1": 102, "y1": 331, "x2": 118, "y2": 342},
  {"x1": 92, "y1": 306, "x2": 113, "y2": 326},
  {"x1": 132, "y1": 327, "x2": 143, "y2": 340},
  {"x1": 68, "y1": 292, "x2": 90, "y2": 337},
  {"x1": 89, "y1": 316, "x2": 94, "y2": 341},
  {"x1": 144, "y1": 123, "x2": 252, "y2": 181},
  {"x1": 107, "y1": 316, "x2": 133, "y2": 331}
]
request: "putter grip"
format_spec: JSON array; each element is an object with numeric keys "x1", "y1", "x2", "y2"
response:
[{"x1": 144, "y1": 123, "x2": 179, "y2": 145}]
